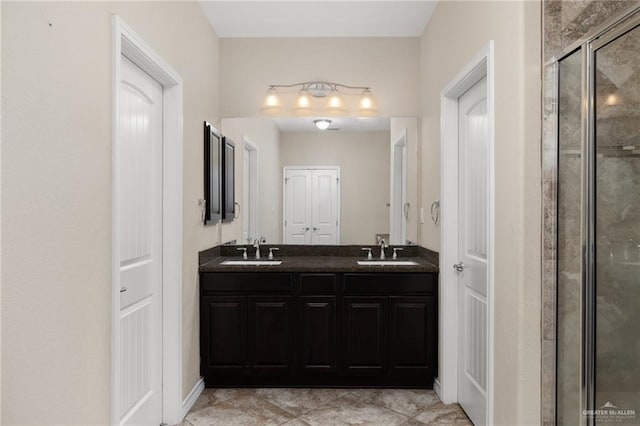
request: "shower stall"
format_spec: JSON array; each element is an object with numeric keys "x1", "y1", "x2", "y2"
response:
[{"x1": 556, "y1": 7, "x2": 640, "y2": 426}]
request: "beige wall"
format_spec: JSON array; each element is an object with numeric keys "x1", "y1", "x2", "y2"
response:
[
  {"x1": 280, "y1": 131, "x2": 390, "y2": 245},
  {"x1": 1, "y1": 2, "x2": 219, "y2": 424},
  {"x1": 221, "y1": 118, "x2": 282, "y2": 244},
  {"x1": 419, "y1": 1, "x2": 541, "y2": 425},
  {"x1": 219, "y1": 37, "x2": 420, "y2": 118}
]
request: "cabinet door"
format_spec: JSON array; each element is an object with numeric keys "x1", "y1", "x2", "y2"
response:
[
  {"x1": 342, "y1": 296, "x2": 388, "y2": 374},
  {"x1": 298, "y1": 296, "x2": 337, "y2": 373},
  {"x1": 200, "y1": 296, "x2": 247, "y2": 377},
  {"x1": 311, "y1": 169, "x2": 339, "y2": 245},
  {"x1": 284, "y1": 169, "x2": 312, "y2": 244},
  {"x1": 389, "y1": 296, "x2": 436, "y2": 375},
  {"x1": 248, "y1": 296, "x2": 294, "y2": 375}
]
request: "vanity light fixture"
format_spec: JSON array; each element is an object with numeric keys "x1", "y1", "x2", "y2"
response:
[
  {"x1": 263, "y1": 81, "x2": 376, "y2": 115},
  {"x1": 313, "y1": 119, "x2": 332, "y2": 130}
]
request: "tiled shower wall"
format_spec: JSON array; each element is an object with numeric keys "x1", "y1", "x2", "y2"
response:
[{"x1": 542, "y1": 1, "x2": 638, "y2": 424}]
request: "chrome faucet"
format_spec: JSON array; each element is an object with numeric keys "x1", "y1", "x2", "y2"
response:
[
  {"x1": 253, "y1": 239, "x2": 261, "y2": 259},
  {"x1": 379, "y1": 239, "x2": 387, "y2": 260}
]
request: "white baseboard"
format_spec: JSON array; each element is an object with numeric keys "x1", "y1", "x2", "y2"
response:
[
  {"x1": 182, "y1": 377, "x2": 205, "y2": 419},
  {"x1": 433, "y1": 377, "x2": 442, "y2": 400}
]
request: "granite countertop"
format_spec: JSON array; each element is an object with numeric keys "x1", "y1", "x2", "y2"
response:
[
  {"x1": 199, "y1": 255, "x2": 438, "y2": 273},
  {"x1": 198, "y1": 245, "x2": 439, "y2": 274}
]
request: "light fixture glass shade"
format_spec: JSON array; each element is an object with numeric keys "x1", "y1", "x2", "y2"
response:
[
  {"x1": 296, "y1": 89, "x2": 312, "y2": 109},
  {"x1": 263, "y1": 87, "x2": 280, "y2": 108},
  {"x1": 327, "y1": 90, "x2": 345, "y2": 111},
  {"x1": 359, "y1": 89, "x2": 375, "y2": 111},
  {"x1": 313, "y1": 119, "x2": 332, "y2": 130}
]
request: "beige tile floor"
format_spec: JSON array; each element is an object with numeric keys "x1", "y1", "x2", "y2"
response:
[{"x1": 179, "y1": 388, "x2": 472, "y2": 425}]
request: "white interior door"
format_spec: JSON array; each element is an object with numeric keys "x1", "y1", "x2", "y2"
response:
[
  {"x1": 284, "y1": 169, "x2": 312, "y2": 244},
  {"x1": 243, "y1": 147, "x2": 250, "y2": 242},
  {"x1": 311, "y1": 169, "x2": 339, "y2": 245},
  {"x1": 242, "y1": 141, "x2": 258, "y2": 244},
  {"x1": 457, "y1": 76, "x2": 488, "y2": 426},
  {"x1": 391, "y1": 135, "x2": 407, "y2": 245},
  {"x1": 118, "y1": 56, "x2": 163, "y2": 426}
]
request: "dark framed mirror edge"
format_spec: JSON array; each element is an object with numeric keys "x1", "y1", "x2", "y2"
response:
[{"x1": 203, "y1": 121, "x2": 222, "y2": 225}]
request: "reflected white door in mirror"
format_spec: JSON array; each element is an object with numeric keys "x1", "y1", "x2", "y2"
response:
[
  {"x1": 284, "y1": 167, "x2": 340, "y2": 244},
  {"x1": 391, "y1": 130, "x2": 407, "y2": 245},
  {"x1": 242, "y1": 138, "x2": 258, "y2": 243}
]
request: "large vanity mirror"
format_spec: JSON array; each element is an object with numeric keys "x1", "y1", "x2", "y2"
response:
[{"x1": 220, "y1": 116, "x2": 419, "y2": 246}]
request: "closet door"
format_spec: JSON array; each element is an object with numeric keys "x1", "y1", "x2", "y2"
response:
[
  {"x1": 284, "y1": 169, "x2": 312, "y2": 244},
  {"x1": 311, "y1": 169, "x2": 339, "y2": 245}
]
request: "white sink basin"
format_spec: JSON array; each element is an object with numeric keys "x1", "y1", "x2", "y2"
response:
[
  {"x1": 357, "y1": 260, "x2": 418, "y2": 266},
  {"x1": 221, "y1": 260, "x2": 283, "y2": 266}
]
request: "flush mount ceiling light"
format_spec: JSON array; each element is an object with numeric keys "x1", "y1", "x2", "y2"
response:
[
  {"x1": 262, "y1": 81, "x2": 376, "y2": 115},
  {"x1": 313, "y1": 119, "x2": 332, "y2": 130}
]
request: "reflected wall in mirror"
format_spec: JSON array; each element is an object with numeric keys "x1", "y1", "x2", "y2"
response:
[
  {"x1": 220, "y1": 116, "x2": 419, "y2": 245},
  {"x1": 203, "y1": 121, "x2": 222, "y2": 225}
]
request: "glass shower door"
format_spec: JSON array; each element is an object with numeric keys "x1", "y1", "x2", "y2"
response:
[
  {"x1": 594, "y1": 20, "x2": 640, "y2": 424},
  {"x1": 557, "y1": 47, "x2": 585, "y2": 426}
]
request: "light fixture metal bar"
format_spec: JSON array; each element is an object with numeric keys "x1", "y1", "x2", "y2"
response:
[{"x1": 268, "y1": 81, "x2": 371, "y2": 91}]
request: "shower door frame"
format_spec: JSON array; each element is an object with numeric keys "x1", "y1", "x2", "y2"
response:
[{"x1": 555, "y1": 8, "x2": 640, "y2": 425}]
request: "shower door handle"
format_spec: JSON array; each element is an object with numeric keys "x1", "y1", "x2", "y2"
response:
[{"x1": 453, "y1": 262, "x2": 464, "y2": 272}]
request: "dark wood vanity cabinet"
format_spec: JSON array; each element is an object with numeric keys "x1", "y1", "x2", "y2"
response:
[
  {"x1": 389, "y1": 296, "x2": 436, "y2": 375},
  {"x1": 298, "y1": 273, "x2": 338, "y2": 374},
  {"x1": 299, "y1": 296, "x2": 337, "y2": 373},
  {"x1": 248, "y1": 296, "x2": 294, "y2": 375},
  {"x1": 200, "y1": 271, "x2": 437, "y2": 387},
  {"x1": 200, "y1": 295, "x2": 247, "y2": 376},
  {"x1": 343, "y1": 297, "x2": 388, "y2": 374}
]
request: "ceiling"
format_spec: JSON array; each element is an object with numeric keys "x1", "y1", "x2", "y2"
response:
[
  {"x1": 198, "y1": 1, "x2": 438, "y2": 38},
  {"x1": 272, "y1": 116, "x2": 390, "y2": 132}
]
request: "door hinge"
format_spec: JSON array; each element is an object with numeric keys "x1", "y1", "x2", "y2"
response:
[
  {"x1": 284, "y1": 220, "x2": 287, "y2": 226},
  {"x1": 336, "y1": 220, "x2": 338, "y2": 226},
  {"x1": 285, "y1": 178, "x2": 289, "y2": 184},
  {"x1": 336, "y1": 177, "x2": 340, "y2": 184}
]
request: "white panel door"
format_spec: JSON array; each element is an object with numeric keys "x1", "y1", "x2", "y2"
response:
[
  {"x1": 118, "y1": 56, "x2": 163, "y2": 426},
  {"x1": 284, "y1": 169, "x2": 312, "y2": 244},
  {"x1": 457, "y1": 76, "x2": 488, "y2": 426},
  {"x1": 311, "y1": 169, "x2": 339, "y2": 245},
  {"x1": 242, "y1": 147, "x2": 250, "y2": 243}
]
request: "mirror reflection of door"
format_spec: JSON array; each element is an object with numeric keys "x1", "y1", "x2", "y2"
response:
[
  {"x1": 284, "y1": 167, "x2": 340, "y2": 245},
  {"x1": 391, "y1": 131, "x2": 408, "y2": 245},
  {"x1": 242, "y1": 138, "x2": 258, "y2": 243}
]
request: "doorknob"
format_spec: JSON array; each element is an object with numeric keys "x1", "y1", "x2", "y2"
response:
[
  {"x1": 312, "y1": 227, "x2": 319, "y2": 231},
  {"x1": 303, "y1": 227, "x2": 310, "y2": 231},
  {"x1": 120, "y1": 287, "x2": 128, "y2": 293},
  {"x1": 453, "y1": 262, "x2": 464, "y2": 272}
]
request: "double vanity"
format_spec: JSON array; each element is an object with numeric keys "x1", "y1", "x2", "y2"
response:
[{"x1": 198, "y1": 244, "x2": 439, "y2": 389}]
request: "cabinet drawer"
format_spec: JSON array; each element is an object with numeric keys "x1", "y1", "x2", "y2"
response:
[
  {"x1": 201, "y1": 273, "x2": 293, "y2": 294},
  {"x1": 299, "y1": 273, "x2": 337, "y2": 294},
  {"x1": 344, "y1": 273, "x2": 435, "y2": 294}
]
